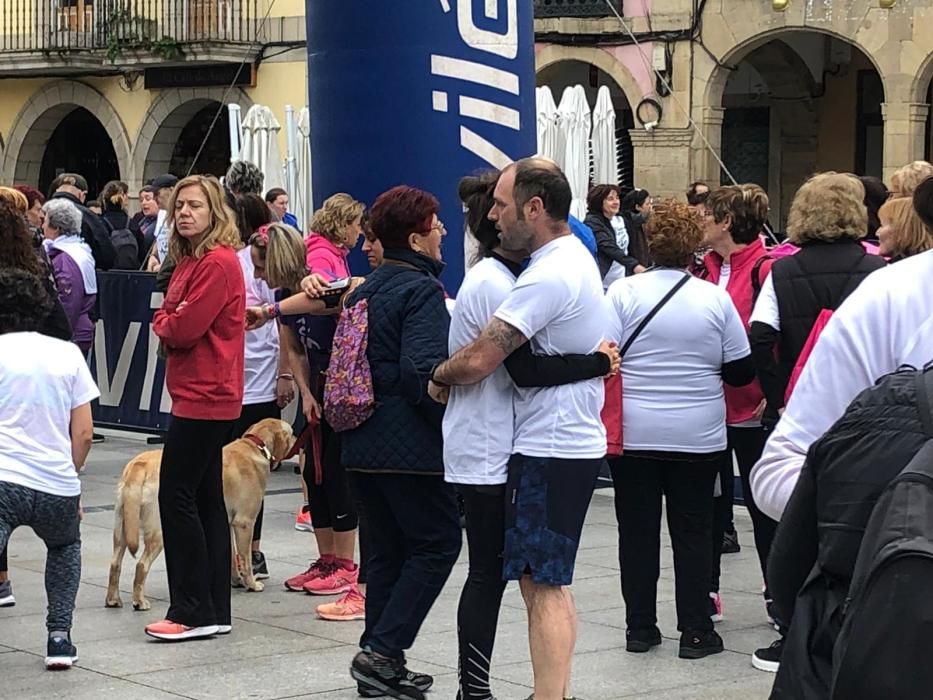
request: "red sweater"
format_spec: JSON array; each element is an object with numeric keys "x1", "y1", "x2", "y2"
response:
[
  {"x1": 701, "y1": 238, "x2": 774, "y2": 425},
  {"x1": 153, "y1": 246, "x2": 246, "y2": 420}
]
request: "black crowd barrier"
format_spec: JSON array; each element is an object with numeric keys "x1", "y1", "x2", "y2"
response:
[{"x1": 89, "y1": 271, "x2": 170, "y2": 433}]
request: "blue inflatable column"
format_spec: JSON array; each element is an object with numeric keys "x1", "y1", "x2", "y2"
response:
[{"x1": 306, "y1": 1, "x2": 537, "y2": 293}]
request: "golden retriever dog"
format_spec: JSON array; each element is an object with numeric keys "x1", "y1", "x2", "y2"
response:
[{"x1": 105, "y1": 419, "x2": 295, "y2": 610}]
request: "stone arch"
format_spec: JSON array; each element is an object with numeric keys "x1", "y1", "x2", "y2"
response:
[
  {"x1": 535, "y1": 44, "x2": 645, "y2": 113},
  {"x1": 703, "y1": 26, "x2": 888, "y2": 117},
  {"x1": 2, "y1": 81, "x2": 131, "y2": 187},
  {"x1": 132, "y1": 87, "x2": 252, "y2": 188}
]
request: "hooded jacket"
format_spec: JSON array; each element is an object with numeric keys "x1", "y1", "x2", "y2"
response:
[{"x1": 305, "y1": 232, "x2": 351, "y2": 281}]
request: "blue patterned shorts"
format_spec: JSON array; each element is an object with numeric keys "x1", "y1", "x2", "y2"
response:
[{"x1": 502, "y1": 454, "x2": 604, "y2": 586}]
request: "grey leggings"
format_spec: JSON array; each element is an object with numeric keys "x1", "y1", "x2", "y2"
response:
[{"x1": 0, "y1": 482, "x2": 81, "y2": 632}]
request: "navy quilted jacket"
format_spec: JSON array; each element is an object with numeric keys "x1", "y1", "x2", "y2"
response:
[{"x1": 341, "y1": 248, "x2": 450, "y2": 474}]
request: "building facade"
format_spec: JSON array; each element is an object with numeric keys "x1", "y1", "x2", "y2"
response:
[{"x1": 1, "y1": 0, "x2": 931, "y2": 232}]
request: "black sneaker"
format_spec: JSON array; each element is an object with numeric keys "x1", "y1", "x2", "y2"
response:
[
  {"x1": 752, "y1": 638, "x2": 783, "y2": 673},
  {"x1": 678, "y1": 629, "x2": 724, "y2": 659},
  {"x1": 45, "y1": 636, "x2": 78, "y2": 670},
  {"x1": 351, "y1": 650, "x2": 427, "y2": 699},
  {"x1": 358, "y1": 666, "x2": 433, "y2": 698},
  {"x1": 721, "y1": 528, "x2": 740, "y2": 554},
  {"x1": 252, "y1": 551, "x2": 270, "y2": 580},
  {"x1": 626, "y1": 626, "x2": 663, "y2": 653},
  {"x1": 0, "y1": 580, "x2": 14, "y2": 607}
]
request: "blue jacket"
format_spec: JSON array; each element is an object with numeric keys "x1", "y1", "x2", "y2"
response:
[{"x1": 341, "y1": 248, "x2": 449, "y2": 474}]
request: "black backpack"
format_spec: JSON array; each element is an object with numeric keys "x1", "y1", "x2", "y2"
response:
[
  {"x1": 110, "y1": 229, "x2": 139, "y2": 270},
  {"x1": 831, "y1": 369, "x2": 933, "y2": 700}
]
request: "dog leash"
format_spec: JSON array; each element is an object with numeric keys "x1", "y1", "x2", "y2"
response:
[{"x1": 284, "y1": 414, "x2": 324, "y2": 485}]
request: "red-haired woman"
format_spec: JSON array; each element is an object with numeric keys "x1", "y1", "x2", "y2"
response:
[{"x1": 338, "y1": 186, "x2": 459, "y2": 698}]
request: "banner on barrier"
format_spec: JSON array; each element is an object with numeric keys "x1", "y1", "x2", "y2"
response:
[{"x1": 89, "y1": 271, "x2": 171, "y2": 432}]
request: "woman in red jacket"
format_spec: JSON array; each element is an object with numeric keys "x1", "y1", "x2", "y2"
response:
[
  {"x1": 145, "y1": 175, "x2": 246, "y2": 642},
  {"x1": 698, "y1": 184, "x2": 777, "y2": 635}
]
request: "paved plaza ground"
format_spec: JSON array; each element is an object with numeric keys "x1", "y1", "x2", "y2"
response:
[{"x1": 1, "y1": 433, "x2": 778, "y2": 700}]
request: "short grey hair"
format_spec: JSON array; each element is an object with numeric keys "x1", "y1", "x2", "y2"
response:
[{"x1": 43, "y1": 198, "x2": 83, "y2": 234}]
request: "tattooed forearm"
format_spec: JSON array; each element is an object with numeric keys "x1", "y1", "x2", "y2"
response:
[{"x1": 433, "y1": 318, "x2": 528, "y2": 387}]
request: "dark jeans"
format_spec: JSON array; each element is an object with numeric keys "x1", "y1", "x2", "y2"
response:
[
  {"x1": 457, "y1": 484, "x2": 508, "y2": 700},
  {"x1": 159, "y1": 416, "x2": 233, "y2": 627},
  {"x1": 610, "y1": 452, "x2": 721, "y2": 633},
  {"x1": 730, "y1": 426, "x2": 778, "y2": 596},
  {"x1": 353, "y1": 471, "x2": 461, "y2": 658},
  {"x1": 230, "y1": 400, "x2": 282, "y2": 544}
]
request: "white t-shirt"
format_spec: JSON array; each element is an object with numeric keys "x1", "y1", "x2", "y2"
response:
[
  {"x1": 444, "y1": 257, "x2": 516, "y2": 485},
  {"x1": 607, "y1": 269, "x2": 750, "y2": 452},
  {"x1": 718, "y1": 262, "x2": 731, "y2": 289},
  {"x1": 0, "y1": 333, "x2": 100, "y2": 497},
  {"x1": 494, "y1": 235, "x2": 610, "y2": 459},
  {"x1": 751, "y1": 252, "x2": 933, "y2": 521},
  {"x1": 238, "y1": 247, "x2": 279, "y2": 405},
  {"x1": 749, "y1": 272, "x2": 780, "y2": 330}
]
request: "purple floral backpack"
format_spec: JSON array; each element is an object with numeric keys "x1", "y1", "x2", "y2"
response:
[{"x1": 324, "y1": 299, "x2": 376, "y2": 432}]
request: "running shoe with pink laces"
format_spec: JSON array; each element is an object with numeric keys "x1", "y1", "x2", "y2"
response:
[
  {"x1": 304, "y1": 562, "x2": 359, "y2": 596},
  {"x1": 284, "y1": 557, "x2": 331, "y2": 592},
  {"x1": 316, "y1": 584, "x2": 366, "y2": 621}
]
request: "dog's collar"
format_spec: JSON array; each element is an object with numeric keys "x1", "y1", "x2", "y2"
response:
[{"x1": 243, "y1": 434, "x2": 274, "y2": 465}]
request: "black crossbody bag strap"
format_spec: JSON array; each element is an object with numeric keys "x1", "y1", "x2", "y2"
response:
[{"x1": 620, "y1": 273, "x2": 691, "y2": 359}]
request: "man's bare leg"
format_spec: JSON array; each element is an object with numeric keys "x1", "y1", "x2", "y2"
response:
[
  {"x1": 564, "y1": 587, "x2": 577, "y2": 698},
  {"x1": 520, "y1": 575, "x2": 576, "y2": 700}
]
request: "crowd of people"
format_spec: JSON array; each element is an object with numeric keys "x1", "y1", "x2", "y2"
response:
[{"x1": 1, "y1": 152, "x2": 933, "y2": 700}]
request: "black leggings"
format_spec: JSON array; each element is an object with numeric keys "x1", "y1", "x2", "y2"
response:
[
  {"x1": 302, "y1": 419, "x2": 358, "y2": 532},
  {"x1": 160, "y1": 416, "x2": 233, "y2": 627},
  {"x1": 457, "y1": 485, "x2": 508, "y2": 700},
  {"x1": 0, "y1": 544, "x2": 6, "y2": 573},
  {"x1": 729, "y1": 426, "x2": 777, "y2": 595},
  {"x1": 230, "y1": 400, "x2": 282, "y2": 544}
]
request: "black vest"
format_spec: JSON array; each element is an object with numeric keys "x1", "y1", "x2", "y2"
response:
[{"x1": 771, "y1": 239, "x2": 885, "y2": 374}]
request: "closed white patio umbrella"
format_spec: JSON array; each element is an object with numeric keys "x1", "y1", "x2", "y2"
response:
[
  {"x1": 239, "y1": 105, "x2": 286, "y2": 193},
  {"x1": 536, "y1": 86, "x2": 561, "y2": 163},
  {"x1": 293, "y1": 107, "x2": 313, "y2": 232},
  {"x1": 592, "y1": 85, "x2": 618, "y2": 186},
  {"x1": 558, "y1": 85, "x2": 592, "y2": 220}
]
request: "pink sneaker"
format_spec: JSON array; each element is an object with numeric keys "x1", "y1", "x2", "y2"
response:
[
  {"x1": 316, "y1": 584, "x2": 366, "y2": 621},
  {"x1": 144, "y1": 619, "x2": 219, "y2": 641},
  {"x1": 710, "y1": 592, "x2": 724, "y2": 623},
  {"x1": 284, "y1": 558, "x2": 329, "y2": 591},
  {"x1": 295, "y1": 506, "x2": 314, "y2": 532},
  {"x1": 303, "y1": 562, "x2": 359, "y2": 596}
]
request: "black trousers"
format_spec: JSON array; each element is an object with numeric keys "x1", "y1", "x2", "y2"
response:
[
  {"x1": 730, "y1": 426, "x2": 778, "y2": 595},
  {"x1": 230, "y1": 400, "x2": 282, "y2": 543},
  {"x1": 457, "y1": 484, "x2": 508, "y2": 700},
  {"x1": 610, "y1": 452, "x2": 721, "y2": 633},
  {"x1": 159, "y1": 416, "x2": 233, "y2": 627},
  {"x1": 348, "y1": 471, "x2": 371, "y2": 585},
  {"x1": 711, "y1": 451, "x2": 733, "y2": 593},
  {"x1": 354, "y1": 472, "x2": 461, "y2": 658}
]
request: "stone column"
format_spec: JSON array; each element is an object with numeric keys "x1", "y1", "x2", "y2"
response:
[
  {"x1": 630, "y1": 127, "x2": 694, "y2": 199},
  {"x1": 690, "y1": 106, "x2": 724, "y2": 187},
  {"x1": 881, "y1": 102, "x2": 929, "y2": 184}
]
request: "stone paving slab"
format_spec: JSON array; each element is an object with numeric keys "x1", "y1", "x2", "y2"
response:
[{"x1": 0, "y1": 433, "x2": 776, "y2": 699}]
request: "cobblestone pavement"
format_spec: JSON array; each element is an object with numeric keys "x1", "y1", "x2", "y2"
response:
[{"x1": 1, "y1": 433, "x2": 777, "y2": 699}]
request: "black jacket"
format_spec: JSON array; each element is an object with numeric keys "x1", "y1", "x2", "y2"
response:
[
  {"x1": 750, "y1": 239, "x2": 885, "y2": 415},
  {"x1": 50, "y1": 191, "x2": 116, "y2": 271},
  {"x1": 584, "y1": 212, "x2": 640, "y2": 279},
  {"x1": 341, "y1": 248, "x2": 450, "y2": 474},
  {"x1": 622, "y1": 212, "x2": 651, "y2": 268},
  {"x1": 767, "y1": 365, "x2": 933, "y2": 699}
]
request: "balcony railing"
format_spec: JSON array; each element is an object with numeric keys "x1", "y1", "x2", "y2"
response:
[
  {"x1": 534, "y1": 0, "x2": 622, "y2": 18},
  {"x1": 0, "y1": 0, "x2": 259, "y2": 55}
]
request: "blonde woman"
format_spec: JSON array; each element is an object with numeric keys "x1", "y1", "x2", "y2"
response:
[
  {"x1": 877, "y1": 196, "x2": 933, "y2": 262},
  {"x1": 889, "y1": 160, "x2": 933, "y2": 198},
  {"x1": 145, "y1": 175, "x2": 246, "y2": 642},
  {"x1": 750, "y1": 172, "x2": 886, "y2": 426},
  {"x1": 305, "y1": 193, "x2": 364, "y2": 278},
  {"x1": 248, "y1": 223, "x2": 367, "y2": 621}
]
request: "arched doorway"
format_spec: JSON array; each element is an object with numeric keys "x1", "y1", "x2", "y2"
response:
[
  {"x1": 718, "y1": 32, "x2": 884, "y2": 232},
  {"x1": 535, "y1": 60, "x2": 635, "y2": 190},
  {"x1": 168, "y1": 103, "x2": 232, "y2": 179},
  {"x1": 37, "y1": 107, "x2": 120, "y2": 200}
]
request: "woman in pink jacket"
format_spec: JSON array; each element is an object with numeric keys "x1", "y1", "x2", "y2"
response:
[{"x1": 698, "y1": 185, "x2": 778, "y2": 642}]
